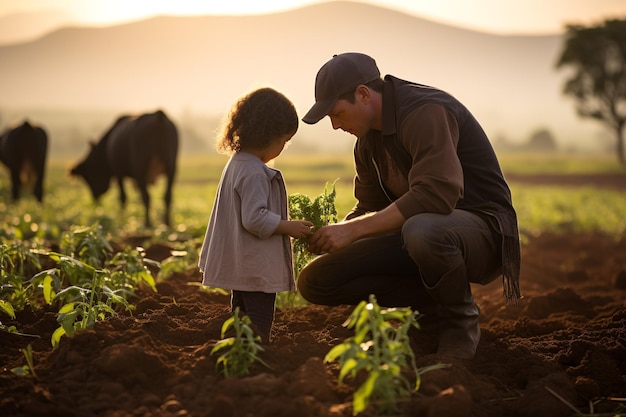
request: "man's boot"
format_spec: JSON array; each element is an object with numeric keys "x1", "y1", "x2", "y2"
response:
[
  {"x1": 435, "y1": 298, "x2": 480, "y2": 360},
  {"x1": 422, "y1": 274, "x2": 480, "y2": 360},
  {"x1": 408, "y1": 300, "x2": 439, "y2": 355}
]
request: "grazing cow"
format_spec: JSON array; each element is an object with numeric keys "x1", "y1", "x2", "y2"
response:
[
  {"x1": 0, "y1": 121, "x2": 48, "y2": 202},
  {"x1": 71, "y1": 110, "x2": 178, "y2": 227}
]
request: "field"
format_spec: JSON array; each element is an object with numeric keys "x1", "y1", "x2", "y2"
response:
[{"x1": 1, "y1": 152, "x2": 625, "y2": 417}]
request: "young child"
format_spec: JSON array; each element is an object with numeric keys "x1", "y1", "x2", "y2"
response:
[{"x1": 198, "y1": 87, "x2": 313, "y2": 343}]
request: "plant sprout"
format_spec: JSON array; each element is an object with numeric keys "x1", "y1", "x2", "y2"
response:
[
  {"x1": 211, "y1": 307, "x2": 271, "y2": 377},
  {"x1": 325, "y1": 294, "x2": 449, "y2": 416}
]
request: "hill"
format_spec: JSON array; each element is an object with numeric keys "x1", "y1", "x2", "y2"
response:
[
  {"x1": 0, "y1": 1, "x2": 607, "y2": 154},
  {"x1": 0, "y1": 9, "x2": 77, "y2": 45}
]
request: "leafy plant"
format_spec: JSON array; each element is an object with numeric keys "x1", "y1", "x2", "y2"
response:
[
  {"x1": 0, "y1": 299, "x2": 17, "y2": 336},
  {"x1": 0, "y1": 299, "x2": 15, "y2": 319},
  {"x1": 211, "y1": 307, "x2": 270, "y2": 377},
  {"x1": 109, "y1": 247, "x2": 157, "y2": 293},
  {"x1": 0, "y1": 241, "x2": 42, "y2": 277},
  {"x1": 0, "y1": 299, "x2": 39, "y2": 337},
  {"x1": 11, "y1": 344, "x2": 38, "y2": 379},
  {"x1": 36, "y1": 247, "x2": 154, "y2": 348},
  {"x1": 288, "y1": 180, "x2": 338, "y2": 279},
  {"x1": 0, "y1": 275, "x2": 30, "y2": 312},
  {"x1": 51, "y1": 267, "x2": 132, "y2": 348},
  {"x1": 60, "y1": 223, "x2": 112, "y2": 269},
  {"x1": 325, "y1": 294, "x2": 449, "y2": 416},
  {"x1": 0, "y1": 242, "x2": 44, "y2": 311},
  {"x1": 278, "y1": 181, "x2": 339, "y2": 308},
  {"x1": 0, "y1": 223, "x2": 158, "y2": 349}
]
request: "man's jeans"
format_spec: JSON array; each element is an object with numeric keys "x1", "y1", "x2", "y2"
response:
[{"x1": 297, "y1": 209, "x2": 501, "y2": 310}]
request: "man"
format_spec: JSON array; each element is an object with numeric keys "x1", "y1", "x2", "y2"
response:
[{"x1": 298, "y1": 52, "x2": 520, "y2": 360}]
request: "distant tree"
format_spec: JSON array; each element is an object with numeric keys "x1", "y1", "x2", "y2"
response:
[
  {"x1": 526, "y1": 128, "x2": 557, "y2": 151},
  {"x1": 556, "y1": 19, "x2": 626, "y2": 164}
]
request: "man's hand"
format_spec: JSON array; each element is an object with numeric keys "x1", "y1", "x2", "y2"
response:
[
  {"x1": 308, "y1": 203, "x2": 406, "y2": 254},
  {"x1": 308, "y1": 222, "x2": 356, "y2": 254}
]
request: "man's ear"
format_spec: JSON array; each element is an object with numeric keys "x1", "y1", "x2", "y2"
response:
[{"x1": 355, "y1": 85, "x2": 370, "y2": 102}]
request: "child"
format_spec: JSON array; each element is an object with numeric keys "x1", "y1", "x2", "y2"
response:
[{"x1": 198, "y1": 87, "x2": 313, "y2": 343}]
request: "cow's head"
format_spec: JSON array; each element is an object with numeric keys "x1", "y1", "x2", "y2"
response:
[{"x1": 70, "y1": 141, "x2": 111, "y2": 200}]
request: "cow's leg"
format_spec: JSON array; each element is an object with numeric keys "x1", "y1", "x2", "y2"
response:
[
  {"x1": 163, "y1": 174, "x2": 174, "y2": 227},
  {"x1": 10, "y1": 170, "x2": 20, "y2": 201},
  {"x1": 136, "y1": 178, "x2": 152, "y2": 228},
  {"x1": 34, "y1": 170, "x2": 44, "y2": 203},
  {"x1": 117, "y1": 177, "x2": 127, "y2": 209}
]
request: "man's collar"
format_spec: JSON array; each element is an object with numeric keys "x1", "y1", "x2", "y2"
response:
[{"x1": 381, "y1": 75, "x2": 397, "y2": 136}]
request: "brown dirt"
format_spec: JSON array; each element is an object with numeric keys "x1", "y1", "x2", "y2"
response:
[
  {"x1": 1, "y1": 176, "x2": 625, "y2": 417},
  {"x1": 504, "y1": 172, "x2": 626, "y2": 190}
]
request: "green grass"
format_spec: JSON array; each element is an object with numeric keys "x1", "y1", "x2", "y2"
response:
[
  {"x1": 498, "y1": 152, "x2": 625, "y2": 175},
  {"x1": 512, "y1": 185, "x2": 626, "y2": 237}
]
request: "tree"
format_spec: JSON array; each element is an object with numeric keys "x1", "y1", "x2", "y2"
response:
[
  {"x1": 556, "y1": 19, "x2": 626, "y2": 164},
  {"x1": 526, "y1": 128, "x2": 558, "y2": 152}
]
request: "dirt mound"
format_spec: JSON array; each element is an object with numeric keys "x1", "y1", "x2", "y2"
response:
[{"x1": 1, "y1": 231, "x2": 625, "y2": 417}]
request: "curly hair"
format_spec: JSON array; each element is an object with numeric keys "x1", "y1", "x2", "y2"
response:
[{"x1": 216, "y1": 87, "x2": 299, "y2": 155}]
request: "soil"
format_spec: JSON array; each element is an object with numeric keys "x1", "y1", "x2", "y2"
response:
[{"x1": 1, "y1": 174, "x2": 625, "y2": 417}]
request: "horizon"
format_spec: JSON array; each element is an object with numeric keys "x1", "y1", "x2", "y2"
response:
[{"x1": 1, "y1": 0, "x2": 625, "y2": 39}]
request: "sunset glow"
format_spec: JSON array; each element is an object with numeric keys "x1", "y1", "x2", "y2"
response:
[{"x1": 1, "y1": 0, "x2": 624, "y2": 35}]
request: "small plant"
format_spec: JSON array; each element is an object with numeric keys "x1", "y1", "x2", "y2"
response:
[
  {"x1": 211, "y1": 307, "x2": 271, "y2": 377},
  {"x1": 325, "y1": 294, "x2": 449, "y2": 416},
  {"x1": 0, "y1": 242, "x2": 43, "y2": 311},
  {"x1": 279, "y1": 181, "x2": 338, "y2": 308},
  {"x1": 51, "y1": 267, "x2": 132, "y2": 349},
  {"x1": 1, "y1": 293, "x2": 41, "y2": 338},
  {"x1": 35, "y1": 248, "x2": 152, "y2": 348},
  {"x1": 288, "y1": 180, "x2": 338, "y2": 279},
  {"x1": 0, "y1": 299, "x2": 15, "y2": 319},
  {"x1": 60, "y1": 223, "x2": 112, "y2": 269},
  {"x1": 0, "y1": 241, "x2": 42, "y2": 277},
  {"x1": 29, "y1": 241, "x2": 156, "y2": 348},
  {"x1": 108, "y1": 247, "x2": 157, "y2": 293},
  {"x1": 11, "y1": 344, "x2": 38, "y2": 379}
]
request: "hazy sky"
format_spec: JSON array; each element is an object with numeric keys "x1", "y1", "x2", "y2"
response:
[{"x1": 1, "y1": 0, "x2": 625, "y2": 35}]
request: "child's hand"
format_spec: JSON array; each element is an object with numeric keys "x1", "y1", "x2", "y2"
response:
[
  {"x1": 287, "y1": 220, "x2": 314, "y2": 239},
  {"x1": 275, "y1": 220, "x2": 314, "y2": 238}
]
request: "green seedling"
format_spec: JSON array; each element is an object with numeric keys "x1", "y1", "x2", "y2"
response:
[
  {"x1": 288, "y1": 180, "x2": 338, "y2": 279},
  {"x1": 325, "y1": 294, "x2": 449, "y2": 416},
  {"x1": 60, "y1": 223, "x2": 113, "y2": 269},
  {"x1": 0, "y1": 242, "x2": 43, "y2": 311},
  {"x1": 211, "y1": 307, "x2": 271, "y2": 377},
  {"x1": 0, "y1": 299, "x2": 40, "y2": 338},
  {"x1": 31, "y1": 241, "x2": 156, "y2": 348},
  {"x1": 278, "y1": 181, "x2": 338, "y2": 308},
  {"x1": 109, "y1": 247, "x2": 157, "y2": 293},
  {"x1": 51, "y1": 267, "x2": 131, "y2": 348},
  {"x1": 0, "y1": 299, "x2": 15, "y2": 319},
  {"x1": 11, "y1": 344, "x2": 38, "y2": 379}
]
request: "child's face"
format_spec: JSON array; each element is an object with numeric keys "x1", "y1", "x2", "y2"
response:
[{"x1": 261, "y1": 133, "x2": 292, "y2": 163}]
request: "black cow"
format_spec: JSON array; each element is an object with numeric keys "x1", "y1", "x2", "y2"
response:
[
  {"x1": 0, "y1": 121, "x2": 48, "y2": 202},
  {"x1": 71, "y1": 110, "x2": 178, "y2": 227}
]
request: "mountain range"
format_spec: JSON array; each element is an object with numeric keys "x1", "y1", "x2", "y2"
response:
[{"x1": 0, "y1": 1, "x2": 610, "y2": 153}]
